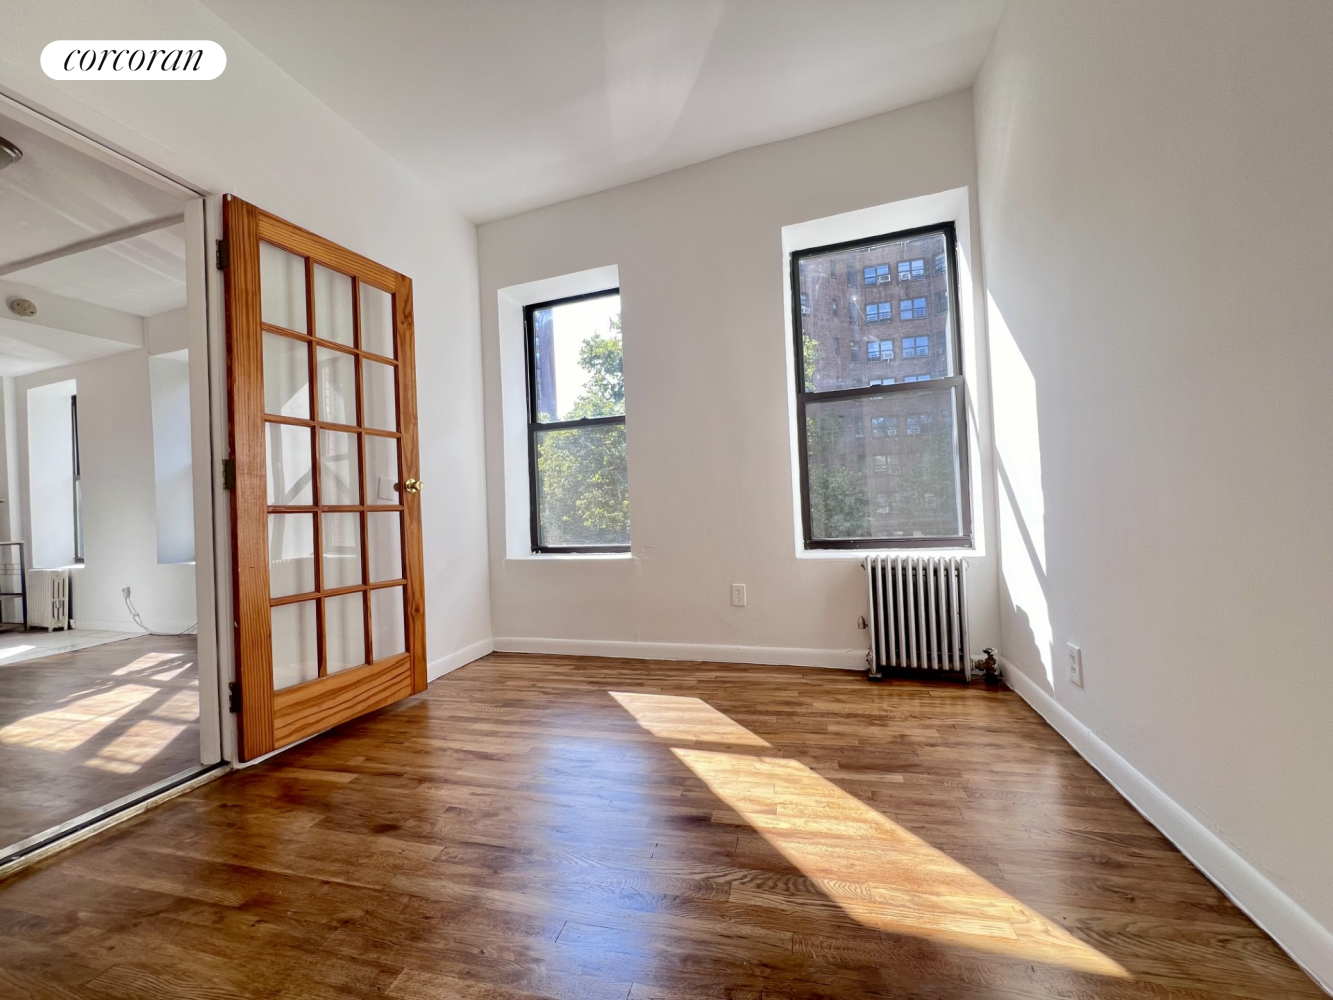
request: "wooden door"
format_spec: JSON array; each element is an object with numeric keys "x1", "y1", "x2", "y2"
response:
[{"x1": 222, "y1": 195, "x2": 426, "y2": 761}]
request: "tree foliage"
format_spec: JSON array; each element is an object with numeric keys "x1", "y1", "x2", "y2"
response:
[{"x1": 536, "y1": 317, "x2": 630, "y2": 546}]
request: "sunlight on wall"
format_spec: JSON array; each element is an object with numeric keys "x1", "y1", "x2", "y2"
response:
[
  {"x1": 612, "y1": 690, "x2": 1124, "y2": 976},
  {"x1": 0, "y1": 684, "x2": 158, "y2": 753},
  {"x1": 609, "y1": 691, "x2": 770, "y2": 746},
  {"x1": 674, "y1": 747, "x2": 1125, "y2": 977},
  {"x1": 988, "y1": 292, "x2": 1045, "y2": 570}
]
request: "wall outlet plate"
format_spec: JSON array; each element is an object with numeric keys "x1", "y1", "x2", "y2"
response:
[
  {"x1": 1067, "y1": 643, "x2": 1083, "y2": 687},
  {"x1": 730, "y1": 583, "x2": 746, "y2": 607}
]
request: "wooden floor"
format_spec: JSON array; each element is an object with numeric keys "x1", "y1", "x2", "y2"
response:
[
  {"x1": 0, "y1": 634, "x2": 199, "y2": 850},
  {"x1": 0, "y1": 653, "x2": 1321, "y2": 999}
]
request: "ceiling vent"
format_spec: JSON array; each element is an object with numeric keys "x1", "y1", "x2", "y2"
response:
[{"x1": 0, "y1": 136, "x2": 21, "y2": 171}]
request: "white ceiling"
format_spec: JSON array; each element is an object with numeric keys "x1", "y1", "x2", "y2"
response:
[{"x1": 201, "y1": 0, "x2": 1004, "y2": 221}]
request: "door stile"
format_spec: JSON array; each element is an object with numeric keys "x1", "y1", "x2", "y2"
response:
[{"x1": 396, "y1": 274, "x2": 427, "y2": 691}]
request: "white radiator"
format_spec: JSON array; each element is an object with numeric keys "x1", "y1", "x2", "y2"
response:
[
  {"x1": 27, "y1": 569, "x2": 70, "y2": 630},
  {"x1": 863, "y1": 555, "x2": 969, "y2": 680}
]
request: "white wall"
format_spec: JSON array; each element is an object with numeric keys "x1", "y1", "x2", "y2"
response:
[
  {"x1": 148, "y1": 352, "x2": 194, "y2": 564},
  {"x1": 974, "y1": 0, "x2": 1333, "y2": 985},
  {"x1": 478, "y1": 91, "x2": 1000, "y2": 664},
  {"x1": 19, "y1": 354, "x2": 196, "y2": 630},
  {"x1": 0, "y1": 0, "x2": 493, "y2": 675}
]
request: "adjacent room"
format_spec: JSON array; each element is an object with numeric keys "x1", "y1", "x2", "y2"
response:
[
  {"x1": 0, "y1": 2, "x2": 1329, "y2": 999},
  {"x1": 0, "y1": 109, "x2": 215, "y2": 853}
]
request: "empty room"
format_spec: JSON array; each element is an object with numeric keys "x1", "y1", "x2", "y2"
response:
[{"x1": 0, "y1": 2, "x2": 1328, "y2": 999}]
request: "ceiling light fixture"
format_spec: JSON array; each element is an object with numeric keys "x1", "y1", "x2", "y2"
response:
[{"x1": 0, "y1": 136, "x2": 21, "y2": 171}]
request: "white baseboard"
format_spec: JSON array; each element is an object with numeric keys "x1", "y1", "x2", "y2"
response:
[
  {"x1": 492, "y1": 636, "x2": 867, "y2": 670},
  {"x1": 68, "y1": 618, "x2": 193, "y2": 634},
  {"x1": 427, "y1": 637, "x2": 495, "y2": 682},
  {"x1": 1000, "y1": 658, "x2": 1333, "y2": 995}
]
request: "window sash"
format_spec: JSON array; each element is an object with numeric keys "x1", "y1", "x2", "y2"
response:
[
  {"x1": 523, "y1": 288, "x2": 629, "y2": 554},
  {"x1": 789, "y1": 222, "x2": 971, "y2": 549}
]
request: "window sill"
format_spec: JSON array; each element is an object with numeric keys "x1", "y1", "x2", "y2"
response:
[
  {"x1": 796, "y1": 546, "x2": 979, "y2": 561},
  {"x1": 506, "y1": 551, "x2": 634, "y2": 563}
]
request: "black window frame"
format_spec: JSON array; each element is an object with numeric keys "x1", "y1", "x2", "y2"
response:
[
  {"x1": 523, "y1": 287, "x2": 629, "y2": 554},
  {"x1": 791, "y1": 221, "x2": 972, "y2": 550}
]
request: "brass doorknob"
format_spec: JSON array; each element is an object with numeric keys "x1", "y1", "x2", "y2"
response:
[{"x1": 403, "y1": 478, "x2": 423, "y2": 494}]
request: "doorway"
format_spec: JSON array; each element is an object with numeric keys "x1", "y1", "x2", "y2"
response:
[{"x1": 0, "y1": 103, "x2": 222, "y2": 860}]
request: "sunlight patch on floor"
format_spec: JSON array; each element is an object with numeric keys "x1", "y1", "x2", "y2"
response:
[
  {"x1": 0, "y1": 684, "x2": 159, "y2": 753},
  {"x1": 86, "y1": 718, "x2": 190, "y2": 773},
  {"x1": 674, "y1": 746, "x2": 1126, "y2": 977},
  {"x1": 610, "y1": 691, "x2": 770, "y2": 746}
]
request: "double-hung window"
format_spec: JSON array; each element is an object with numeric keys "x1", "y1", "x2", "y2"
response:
[
  {"x1": 524, "y1": 289, "x2": 629, "y2": 552},
  {"x1": 791, "y1": 224, "x2": 970, "y2": 548}
]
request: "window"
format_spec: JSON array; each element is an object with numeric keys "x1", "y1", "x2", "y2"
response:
[
  {"x1": 71, "y1": 394, "x2": 84, "y2": 563},
  {"x1": 831, "y1": 299, "x2": 838, "y2": 316},
  {"x1": 792, "y1": 223, "x2": 970, "y2": 548},
  {"x1": 866, "y1": 339, "x2": 893, "y2": 361},
  {"x1": 902, "y1": 335, "x2": 930, "y2": 357},
  {"x1": 847, "y1": 267, "x2": 856, "y2": 287},
  {"x1": 850, "y1": 340, "x2": 858, "y2": 361},
  {"x1": 800, "y1": 292, "x2": 810, "y2": 315},
  {"x1": 525, "y1": 290, "x2": 629, "y2": 552}
]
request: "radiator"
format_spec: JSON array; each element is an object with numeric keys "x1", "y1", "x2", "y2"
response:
[
  {"x1": 27, "y1": 569, "x2": 70, "y2": 630},
  {"x1": 863, "y1": 555, "x2": 969, "y2": 680}
]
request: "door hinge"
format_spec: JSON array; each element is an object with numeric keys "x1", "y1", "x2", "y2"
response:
[
  {"x1": 222, "y1": 457, "x2": 236, "y2": 490},
  {"x1": 215, "y1": 238, "x2": 229, "y2": 270},
  {"x1": 228, "y1": 682, "x2": 241, "y2": 714}
]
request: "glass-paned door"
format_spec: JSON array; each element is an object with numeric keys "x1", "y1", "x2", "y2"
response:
[{"x1": 223, "y1": 196, "x2": 425, "y2": 761}]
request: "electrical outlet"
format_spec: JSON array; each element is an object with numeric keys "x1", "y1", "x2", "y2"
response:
[
  {"x1": 1067, "y1": 643, "x2": 1083, "y2": 687},
  {"x1": 730, "y1": 583, "x2": 747, "y2": 607}
]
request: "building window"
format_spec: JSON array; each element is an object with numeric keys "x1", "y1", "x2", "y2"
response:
[
  {"x1": 866, "y1": 339, "x2": 894, "y2": 361},
  {"x1": 901, "y1": 297, "x2": 927, "y2": 320},
  {"x1": 791, "y1": 223, "x2": 970, "y2": 548},
  {"x1": 831, "y1": 299, "x2": 838, "y2": 316},
  {"x1": 525, "y1": 289, "x2": 629, "y2": 552},
  {"x1": 800, "y1": 292, "x2": 810, "y2": 315},
  {"x1": 847, "y1": 267, "x2": 856, "y2": 287},
  {"x1": 902, "y1": 335, "x2": 930, "y2": 357}
]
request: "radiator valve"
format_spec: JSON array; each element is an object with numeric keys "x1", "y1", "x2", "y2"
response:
[{"x1": 976, "y1": 647, "x2": 1001, "y2": 688}]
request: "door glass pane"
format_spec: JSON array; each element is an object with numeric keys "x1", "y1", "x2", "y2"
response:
[
  {"x1": 534, "y1": 423, "x2": 630, "y2": 547},
  {"x1": 530, "y1": 292, "x2": 621, "y2": 422},
  {"x1": 315, "y1": 348, "x2": 357, "y2": 425},
  {"x1": 263, "y1": 332, "x2": 309, "y2": 418},
  {"x1": 804, "y1": 386, "x2": 963, "y2": 541},
  {"x1": 266, "y1": 423, "x2": 313, "y2": 505},
  {"x1": 319, "y1": 430, "x2": 360, "y2": 505},
  {"x1": 268, "y1": 513, "x2": 315, "y2": 598},
  {"x1": 324, "y1": 592, "x2": 365, "y2": 674},
  {"x1": 360, "y1": 282, "x2": 394, "y2": 358},
  {"x1": 272, "y1": 600, "x2": 318, "y2": 690},
  {"x1": 322, "y1": 511, "x2": 362, "y2": 589},
  {"x1": 371, "y1": 586, "x2": 405, "y2": 659},
  {"x1": 362, "y1": 359, "x2": 397, "y2": 431},
  {"x1": 364, "y1": 434, "x2": 399, "y2": 505},
  {"x1": 260, "y1": 242, "x2": 307, "y2": 333},
  {"x1": 313, "y1": 264, "x2": 354, "y2": 346},
  {"x1": 367, "y1": 511, "x2": 402, "y2": 583}
]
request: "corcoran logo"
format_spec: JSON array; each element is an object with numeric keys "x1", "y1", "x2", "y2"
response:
[{"x1": 41, "y1": 40, "x2": 226, "y2": 80}]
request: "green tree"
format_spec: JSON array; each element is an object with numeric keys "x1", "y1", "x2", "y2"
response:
[
  {"x1": 536, "y1": 317, "x2": 630, "y2": 545},
  {"x1": 806, "y1": 408, "x2": 870, "y2": 539}
]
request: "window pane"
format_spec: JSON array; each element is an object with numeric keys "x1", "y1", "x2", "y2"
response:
[
  {"x1": 805, "y1": 387, "x2": 963, "y2": 541},
  {"x1": 362, "y1": 358, "x2": 397, "y2": 431},
  {"x1": 268, "y1": 513, "x2": 314, "y2": 598},
  {"x1": 324, "y1": 592, "x2": 366, "y2": 674},
  {"x1": 322, "y1": 511, "x2": 362, "y2": 589},
  {"x1": 271, "y1": 600, "x2": 318, "y2": 690},
  {"x1": 263, "y1": 332, "x2": 309, "y2": 419},
  {"x1": 259, "y1": 242, "x2": 306, "y2": 333},
  {"x1": 370, "y1": 586, "x2": 406, "y2": 659},
  {"x1": 319, "y1": 430, "x2": 360, "y2": 505},
  {"x1": 535, "y1": 422, "x2": 629, "y2": 547},
  {"x1": 531, "y1": 293, "x2": 622, "y2": 422},
  {"x1": 313, "y1": 264, "x2": 354, "y2": 345},
  {"x1": 359, "y1": 283, "x2": 395, "y2": 358},
  {"x1": 364, "y1": 434, "x2": 399, "y2": 505},
  {"x1": 797, "y1": 231, "x2": 953, "y2": 392},
  {"x1": 315, "y1": 347, "x2": 356, "y2": 425},
  {"x1": 266, "y1": 423, "x2": 313, "y2": 506}
]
